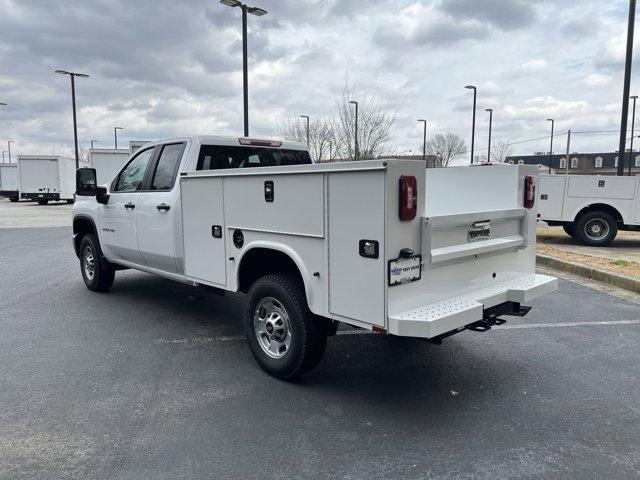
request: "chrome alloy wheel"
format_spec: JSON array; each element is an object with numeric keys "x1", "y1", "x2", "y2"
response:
[
  {"x1": 584, "y1": 218, "x2": 609, "y2": 241},
  {"x1": 254, "y1": 297, "x2": 292, "y2": 359},
  {"x1": 83, "y1": 245, "x2": 96, "y2": 281}
]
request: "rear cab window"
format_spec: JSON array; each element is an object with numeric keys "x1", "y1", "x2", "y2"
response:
[{"x1": 196, "y1": 145, "x2": 312, "y2": 171}]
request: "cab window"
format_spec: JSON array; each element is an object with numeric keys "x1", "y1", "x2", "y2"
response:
[
  {"x1": 197, "y1": 146, "x2": 312, "y2": 170},
  {"x1": 150, "y1": 143, "x2": 185, "y2": 191},
  {"x1": 114, "y1": 148, "x2": 155, "y2": 192}
]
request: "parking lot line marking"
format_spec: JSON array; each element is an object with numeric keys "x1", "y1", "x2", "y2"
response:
[
  {"x1": 495, "y1": 320, "x2": 640, "y2": 330},
  {"x1": 155, "y1": 320, "x2": 640, "y2": 345},
  {"x1": 154, "y1": 329, "x2": 371, "y2": 345}
]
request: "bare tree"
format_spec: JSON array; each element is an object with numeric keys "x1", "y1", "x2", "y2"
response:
[
  {"x1": 331, "y1": 81, "x2": 395, "y2": 160},
  {"x1": 491, "y1": 139, "x2": 514, "y2": 163},
  {"x1": 276, "y1": 116, "x2": 337, "y2": 162},
  {"x1": 425, "y1": 132, "x2": 466, "y2": 167}
]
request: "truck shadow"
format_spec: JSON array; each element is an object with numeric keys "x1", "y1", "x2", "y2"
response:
[{"x1": 105, "y1": 271, "x2": 533, "y2": 411}]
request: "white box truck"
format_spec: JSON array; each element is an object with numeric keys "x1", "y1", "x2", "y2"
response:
[
  {"x1": 129, "y1": 141, "x2": 151, "y2": 156},
  {"x1": 89, "y1": 149, "x2": 130, "y2": 186},
  {"x1": 538, "y1": 174, "x2": 640, "y2": 246},
  {"x1": 18, "y1": 155, "x2": 81, "y2": 205},
  {"x1": 72, "y1": 136, "x2": 557, "y2": 379},
  {"x1": 0, "y1": 163, "x2": 20, "y2": 202}
]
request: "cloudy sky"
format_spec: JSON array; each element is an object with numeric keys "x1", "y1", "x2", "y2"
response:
[{"x1": 0, "y1": 0, "x2": 637, "y2": 160}]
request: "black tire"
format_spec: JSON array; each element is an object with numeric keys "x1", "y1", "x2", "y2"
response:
[
  {"x1": 36, "y1": 199, "x2": 49, "y2": 205},
  {"x1": 562, "y1": 224, "x2": 576, "y2": 238},
  {"x1": 79, "y1": 233, "x2": 115, "y2": 292},
  {"x1": 244, "y1": 274, "x2": 328, "y2": 380},
  {"x1": 66, "y1": 199, "x2": 75, "y2": 205},
  {"x1": 9, "y1": 197, "x2": 18, "y2": 203},
  {"x1": 574, "y1": 211, "x2": 618, "y2": 247}
]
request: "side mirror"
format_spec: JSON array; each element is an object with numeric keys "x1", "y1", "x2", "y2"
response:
[{"x1": 76, "y1": 168, "x2": 97, "y2": 196}]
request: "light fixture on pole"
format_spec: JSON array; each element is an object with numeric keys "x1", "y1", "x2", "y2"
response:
[
  {"x1": 7, "y1": 140, "x2": 14, "y2": 164},
  {"x1": 300, "y1": 115, "x2": 310, "y2": 146},
  {"x1": 485, "y1": 108, "x2": 493, "y2": 163},
  {"x1": 546, "y1": 118, "x2": 555, "y2": 174},
  {"x1": 349, "y1": 100, "x2": 359, "y2": 161},
  {"x1": 418, "y1": 119, "x2": 427, "y2": 166},
  {"x1": 630, "y1": 96, "x2": 638, "y2": 176},
  {"x1": 55, "y1": 70, "x2": 89, "y2": 170},
  {"x1": 114, "y1": 127, "x2": 123, "y2": 149},
  {"x1": 465, "y1": 85, "x2": 477, "y2": 164},
  {"x1": 220, "y1": 0, "x2": 268, "y2": 138}
]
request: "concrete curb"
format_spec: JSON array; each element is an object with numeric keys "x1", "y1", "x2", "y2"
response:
[{"x1": 537, "y1": 254, "x2": 640, "y2": 295}]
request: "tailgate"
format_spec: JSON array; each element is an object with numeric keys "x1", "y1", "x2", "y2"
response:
[{"x1": 386, "y1": 164, "x2": 556, "y2": 338}]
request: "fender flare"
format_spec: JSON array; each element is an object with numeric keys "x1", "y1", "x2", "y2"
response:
[{"x1": 236, "y1": 240, "x2": 317, "y2": 309}]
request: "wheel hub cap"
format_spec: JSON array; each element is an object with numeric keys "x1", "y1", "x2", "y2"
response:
[
  {"x1": 585, "y1": 219, "x2": 609, "y2": 240},
  {"x1": 254, "y1": 297, "x2": 291, "y2": 359},
  {"x1": 83, "y1": 245, "x2": 95, "y2": 281}
]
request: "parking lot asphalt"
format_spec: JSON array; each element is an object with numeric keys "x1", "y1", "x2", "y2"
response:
[{"x1": 1, "y1": 226, "x2": 639, "y2": 480}]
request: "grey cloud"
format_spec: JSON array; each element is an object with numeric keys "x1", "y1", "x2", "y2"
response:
[{"x1": 439, "y1": 0, "x2": 539, "y2": 31}]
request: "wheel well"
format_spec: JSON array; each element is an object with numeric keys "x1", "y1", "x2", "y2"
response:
[
  {"x1": 575, "y1": 204, "x2": 623, "y2": 225},
  {"x1": 73, "y1": 217, "x2": 97, "y2": 257},
  {"x1": 238, "y1": 248, "x2": 304, "y2": 293}
]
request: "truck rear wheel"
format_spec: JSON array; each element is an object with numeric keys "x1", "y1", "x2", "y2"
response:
[
  {"x1": 244, "y1": 274, "x2": 328, "y2": 380},
  {"x1": 9, "y1": 197, "x2": 18, "y2": 203},
  {"x1": 36, "y1": 199, "x2": 48, "y2": 205},
  {"x1": 575, "y1": 211, "x2": 618, "y2": 247},
  {"x1": 79, "y1": 234, "x2": 115, "y2": 292}
]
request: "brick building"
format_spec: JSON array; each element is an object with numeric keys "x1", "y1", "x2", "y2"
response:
[{"x1": 505, "y1": 152, "x2": 640, "y2": 175}]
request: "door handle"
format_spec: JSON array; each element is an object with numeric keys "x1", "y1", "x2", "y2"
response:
[
  {"x1": 157, "y1": 204, "x2": 171, "y2": 212},
  {"x1": 124, "y1": 203, "x2": 136, "y2": 209}
]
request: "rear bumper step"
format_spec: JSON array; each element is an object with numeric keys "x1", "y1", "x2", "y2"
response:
[{"x1": 389, "y1": 274, "x2": 558, "y2": 339}]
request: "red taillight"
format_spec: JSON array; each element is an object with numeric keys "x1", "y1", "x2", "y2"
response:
[
  {"x1": 399, "y1": 175, "x2": 418, "y2": 221},
  {"x1": 524, "y1": 175, "x2": 535, "y2": 209}
]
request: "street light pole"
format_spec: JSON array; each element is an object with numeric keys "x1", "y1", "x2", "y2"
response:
[
  {"x1": 465, "y1": 85, "x2": 477, "y2": 164},
  {"x1": 349, "y1": 100, "x2": 359, "y2": 161},
  {"x1": 1, "y1": 152, "x2": 5, "y2": 164},
  {"x1": 114, "y1": 127, "x2": 123, "y2": 149},
  {"x1": 485, "y1": 109, "x2": 493, "y2": 163},
  {"x1": 617, "y1": 0, "x2": 637, "y2": 176},
  {"x1": 630, "y1": 96, "x2": 638, "y2": 176},
  {"x1": 91, "y1": 140, "x2": 99, "y2": 150},
  {"x1": 55, "y1": 70, "x2": 89, "y2": 170},
  {"x1": 300, "y1": 115, "x2": 310, "y2": 146},
  {"x1": 418, "y1": 119, "x2": 427, "y2": 166},
  {"x1": 547, "y1": 118, "x2": 555, "y2": 174},
  {"x1": 220, "y1": 0, "x2": 268, "y2": 138},
  {"x1": 7, "y1": 141, "x2": 14, "y2": 164}
]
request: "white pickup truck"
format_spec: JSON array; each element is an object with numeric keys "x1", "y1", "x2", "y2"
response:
[
  {"x1": 73, "y1": 136, "x2": 557, "y2": 379},
  {"x1": 539, "y1": 174, "x2": 640, "y2": 246}
]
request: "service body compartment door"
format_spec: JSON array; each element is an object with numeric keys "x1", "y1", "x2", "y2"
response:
[
  {"x1": 328, "y1": 171, "x2": 386, "y2": 326},
  {"x1": 538, "y1": 175, "x2": 566, "y2": 220},
  {"x1": 181, "y1": 177, "x2": 227, "y2": 286}
]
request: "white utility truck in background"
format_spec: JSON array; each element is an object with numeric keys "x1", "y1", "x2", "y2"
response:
[
  {"x1": 18, "y1": 155, "x2": 82, "y2": 205},
  {"x1": 538, "y1": 174, "x2": 640, "y2": 246},
  {"x1": 73, "y1": 136, "x2": 557, "y2": 379},
  {"x1": 89, "y1": 148, "x2": 130, "y2": 186},
  {"x1": 0, "y1": 163, "x2": 20, "y2": 202}
]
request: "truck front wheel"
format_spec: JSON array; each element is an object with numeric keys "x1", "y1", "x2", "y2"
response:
[
  {"x1": 36, "y1": 199, "x2": 48, "y2": 205},
  {"x1": 79, "y1": 234, "x2": 115, "y2": 292},
  {"x1": 562, "y1": 224, "x2": 576, "y2": 239},
  {"x1": 244, "y1": 274, "x2": 328, "y2": 380},
  {"x1": 575, "y1": 211, "x2": 618, "y2": 247}
]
